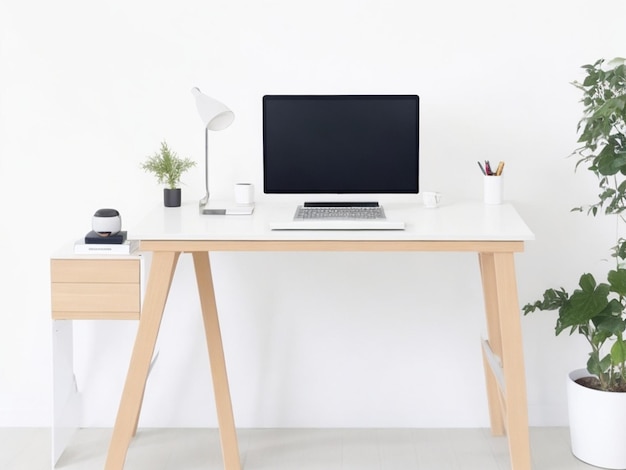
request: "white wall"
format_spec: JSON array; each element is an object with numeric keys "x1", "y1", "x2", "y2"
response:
[{"x1": 1, "y1": 0, "x2": 625, "y2": 428}]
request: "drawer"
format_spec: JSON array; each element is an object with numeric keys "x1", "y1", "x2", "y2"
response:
[
  {"x1": 51, "y1": 258, "x2": 141, "y2": 320},
  {"x1": 51, "y1": 259, "x2": 139, "y2": 283}
]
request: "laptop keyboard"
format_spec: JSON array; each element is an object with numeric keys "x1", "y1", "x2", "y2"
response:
[
  {"x1": 270, "y1": 204, "x2": 404, "y2": 230},
  {"x1": 294, "y1": 206, "x2": 386, "y2": 220}
]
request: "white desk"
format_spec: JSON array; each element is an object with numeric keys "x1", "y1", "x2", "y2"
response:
[{"x1": 103, "y1": 201, "x2": 534, "y2": 470}]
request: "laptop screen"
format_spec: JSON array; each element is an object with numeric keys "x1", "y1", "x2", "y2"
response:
[{"x1": 263, "y1": 95, "x2": 419, "y2": 195}]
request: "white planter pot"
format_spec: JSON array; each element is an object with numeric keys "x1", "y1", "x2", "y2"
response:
[{"x1": 568, "y1": 368, "x2": 626, "y2": 469}]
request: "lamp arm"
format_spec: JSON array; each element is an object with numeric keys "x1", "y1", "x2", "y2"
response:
[{"x1": 200, "y1": 127, "x2": 209, "y2": 207}]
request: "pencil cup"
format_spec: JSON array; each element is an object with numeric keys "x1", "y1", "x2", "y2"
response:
[{"x1": 483, "y1": 176, "x2": 503, "y2": 204}]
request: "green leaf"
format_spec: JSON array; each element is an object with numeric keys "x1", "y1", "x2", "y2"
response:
[
  {"x1": 557, "y1": 274, "x2": 609, "y2": 331},
  {"x1": 595, "y1": 314, "x2": 626, "y2": 335},
  {"x1": 615, "y1": 240, "x2": 626, "y2": 260},
  {"x1": 597, "y1": 149, "x2": 626, "y2": 175},
  {"x1": 611, "y1": 337, "x2": 626, "y2": 365},
  {"x1": 587, "y1": 351, "x2": 602, "y2": 376},
  {"x1": 617, "y1": 179, "x2": 626, "y2": 193},
  {"x1": 579, "y1": 273, "x2": 597, "y2": 292},
  {"x1": 583, "y1": 75, "x2": 597, "y2": 87},
  {"x1": 608, "y1": 269, "x2": 626, "y2": 295},
  {"x1": 587, "y1": 351, "x2": 612, "y2": 376},
  {"x1": 607, "y1": 298, "x2": 624, "y2": 314},
  {"x1": 590, "y1": 328, "x2": 612, "y2": 347},
  {"x1": 522, "y1": 288, "x2": 568, "y2": 315}
]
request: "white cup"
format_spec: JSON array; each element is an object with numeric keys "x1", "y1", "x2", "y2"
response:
[
  {"x1": 234, "y1": 183, "x2": 254, "y2": 205},
  {"x1": 484, "y1": 176, "x2": 503, "y2": 204},
  {"x1": 423, "y1": 191, "x2": 442, "y2": 208}
]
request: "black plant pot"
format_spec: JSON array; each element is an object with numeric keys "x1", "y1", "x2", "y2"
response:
[{"x1": 163, "y1": 188, "x2": 181, "y2": 207}]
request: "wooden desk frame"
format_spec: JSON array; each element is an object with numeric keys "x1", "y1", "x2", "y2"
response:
[{"x1": 104, "y1": 239, "x2": 531, "y2": 470}]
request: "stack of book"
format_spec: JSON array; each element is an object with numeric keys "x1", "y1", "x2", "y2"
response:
[{"x1": 73, "y1": 231, "x2": 139, "y2": 254}]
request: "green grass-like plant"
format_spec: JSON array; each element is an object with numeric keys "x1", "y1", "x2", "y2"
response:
[{"x1": 141, "y1": 141, "x2": 196, "y2": 189}]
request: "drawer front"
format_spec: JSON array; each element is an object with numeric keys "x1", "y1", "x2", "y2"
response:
[
  {"x1": 50, "y1": 258, "x2": 141, "y2": 320},
  {"x1": 51, "y1": 283, "x2": 140, "y2": 319},
  {"x1": 50, "y1": 259, "x2": 139, "y2": 283}
]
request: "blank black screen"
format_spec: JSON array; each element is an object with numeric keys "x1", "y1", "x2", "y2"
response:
[{"x1": 263, "y1": 95, "x2": 419, "y2": 194}]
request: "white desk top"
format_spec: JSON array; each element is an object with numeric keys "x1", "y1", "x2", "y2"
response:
[{"x1": 128, "y1": 201, "x2": 534, "y2": 242}]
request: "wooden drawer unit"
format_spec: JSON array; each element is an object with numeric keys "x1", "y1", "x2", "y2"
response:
[{"x1": 51, "y1": 258, "x2": 141, "y2": 320}]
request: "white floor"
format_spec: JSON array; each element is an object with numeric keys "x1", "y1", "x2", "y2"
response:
[{"x1": 1, "y1": 427, "x2": 594, "y2": 470}]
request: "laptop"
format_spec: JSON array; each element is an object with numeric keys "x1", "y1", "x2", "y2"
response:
[{"x1": 262, "y1": 95, "x2": 419, "y2": 230}]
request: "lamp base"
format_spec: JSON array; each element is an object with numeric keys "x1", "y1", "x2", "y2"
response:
[{"x1": 199, "y1": 200, "x2": 255, "y2": 215}]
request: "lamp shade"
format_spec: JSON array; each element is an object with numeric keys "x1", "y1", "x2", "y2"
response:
[{"x1": 191, "y1": 87, "x2": 234, "y2": 131}]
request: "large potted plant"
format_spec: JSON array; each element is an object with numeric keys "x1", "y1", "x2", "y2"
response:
[
  {"x1": 141, "y1": 141, "x2": 196, "y2": 207},
  {"x1": 523, "y1": 58, "x2": 626, "y2": 469}
]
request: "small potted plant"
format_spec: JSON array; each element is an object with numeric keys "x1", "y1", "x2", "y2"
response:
[
  {"x1": 523, "y1": 58, "x2": 626, "y2": 469},
  {"x1": 141, "y1": 141, "x2": 196, "y2": 207}
]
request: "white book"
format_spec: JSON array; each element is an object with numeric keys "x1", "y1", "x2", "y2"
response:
[{"x1": 73, "y1": 239, "x2": 139, "y2": 255}]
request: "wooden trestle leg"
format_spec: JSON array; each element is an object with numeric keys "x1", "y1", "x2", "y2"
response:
[
  {"x1": 105, "y1": 251, "x2": 180, "y2": 470},
  {"x1": 192, "y1": 252, "x2": 241, "y2": 470},
  {"x1": 479, "y1": 252, "x2": 531, "y2": 470}
]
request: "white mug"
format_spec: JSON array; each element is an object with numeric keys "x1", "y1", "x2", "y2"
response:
[
  {"x1": 234, "y1": 183, "x2": 254, "y2": 205},
  {"x1": 423, "y1": 191, "x2": 442, "y2": 208}
]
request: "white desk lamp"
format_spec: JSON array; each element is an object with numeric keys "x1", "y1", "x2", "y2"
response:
[{"x1": 192, "y1": 87, "x2": 249, "y2": 215}]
